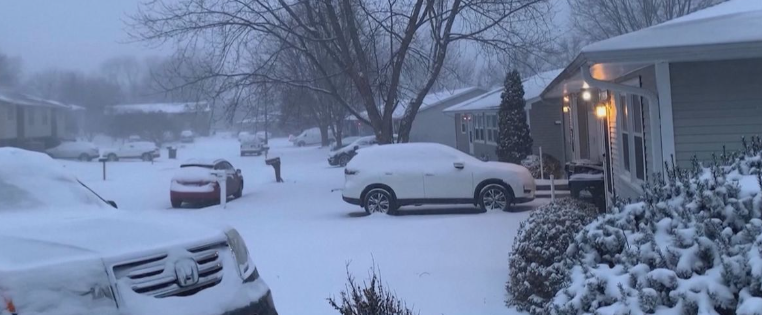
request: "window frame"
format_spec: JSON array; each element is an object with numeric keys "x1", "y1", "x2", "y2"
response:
[
  {"x1": 474, "y1": 113, "x2": 485, "y2": 142},
  {"x1": 485, "y1": 113, "x2": 498, "y2": 144}
]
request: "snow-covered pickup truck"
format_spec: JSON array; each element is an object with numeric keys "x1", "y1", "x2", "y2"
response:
[
  {"x1": 102, "y1": 141, "x2": 160, "y2": 161},
  {"x1": 0, "y1": 148, "x2": 278, "y2": 315}
]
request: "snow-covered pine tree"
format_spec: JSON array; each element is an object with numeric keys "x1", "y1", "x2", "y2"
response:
[{"x1": 497, "y1": 70, "x2": 533, "y2": 164}]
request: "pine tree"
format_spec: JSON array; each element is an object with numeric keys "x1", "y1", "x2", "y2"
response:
[{"x1": 497, "y1": 70, "x2": 533, "y2": 164}]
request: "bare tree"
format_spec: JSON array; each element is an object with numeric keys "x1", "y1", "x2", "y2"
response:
[
  {"x1": 568, "y1": 0, "x2": 726, "y2": 42},
  {"x1": 0, "y1": 50, "x2": 22, "y2": 87},
  {"x1": 130, "y1": 0, "x2": 551, "y2": 143}
]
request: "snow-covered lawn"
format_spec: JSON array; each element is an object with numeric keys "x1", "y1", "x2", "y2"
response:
[{"x1": 59, "y1": 136, "x2": 545, "y2": 315}]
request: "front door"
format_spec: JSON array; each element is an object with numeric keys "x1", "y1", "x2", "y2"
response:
[{"x1": 467, "y1": 114, "x2": 474, "y2": 154}]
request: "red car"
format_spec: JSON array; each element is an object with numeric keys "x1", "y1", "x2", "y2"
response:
[{"x1": 170, "y1": 159, "x2": 244, "y2": 208}]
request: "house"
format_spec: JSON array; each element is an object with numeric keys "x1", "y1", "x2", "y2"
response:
[
  {"x1": 443, "y1": 69, "x2": 564, "y2": 163},
  {"x1": 541, "y1": 0, "x2": 762, "y2": 201},
  {"x1": 105, "y1": 102, "x2": 212, "y2": 139},
  {"x1": 0, "y1": 87, "x2": 81, "y2": 150},
  {"x1": 348, "y1": 87, "x2": 488, "y2": 144}
]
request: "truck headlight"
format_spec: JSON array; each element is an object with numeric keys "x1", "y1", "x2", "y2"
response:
[{"x1": 225, "y1": 228, "x2": 252, "y2": 279}]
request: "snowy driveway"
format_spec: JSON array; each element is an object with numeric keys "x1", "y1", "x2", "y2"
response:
[{"x1": 59, "y1": 137, "x2": 547, "y2": 315}]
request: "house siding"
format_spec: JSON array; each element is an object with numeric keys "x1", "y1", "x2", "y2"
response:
[
  {"x1": 409, "y1": 89, "x2": 487, "y2": 147},
  {"x1": 528, "y1": 99, "x2": 565, "y2": 165},
  {"x1": 0, "y1": 102, "x2": 17, "y2": 140},
  {"x1": 670, "y1": 58, "x2": 762, "y2": 167}
]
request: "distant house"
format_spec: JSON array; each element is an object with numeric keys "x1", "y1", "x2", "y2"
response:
[
  {"x1": 0, "y1": 87, "x2": 82, "y2": 150},
  {"x1": 349, "y1": 87, "x2": 489, "y2": 145},
  {"x1": 443, "y1": 69, "x2": 564, "y2": 162},
  {"x1": 105, "y1": 102, "x2": 212, "y2": 139},
  {"x1": 541, "y1": 0, "x2": 762, "y2": 201}
]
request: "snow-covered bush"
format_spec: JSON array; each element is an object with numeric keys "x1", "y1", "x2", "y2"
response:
[
  {"x1": 522, "y1": 154, "x2": 563, "y2": 179},
  {"x1": 507, "y1": 198, "x2": 599, "y2": 315},
  {"x1": 329, "y1": 266, "x2": 416, "y2": 315},
  {"x1": 551, "y1": 136, "x2": 762, "y2": 315}
]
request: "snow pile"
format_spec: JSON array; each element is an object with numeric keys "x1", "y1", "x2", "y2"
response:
[
  {"x1": 172, "y1": 166, "x2": 218, "y2": 183},
  {"x1": 521, "y1": 154, "x2": 563, "y2": 179},
  {"x1": 507, "y1": 198, "x2": 599, "y2": 315},
  {"x1": 551, "y1": 136, "x2": 762, "y2": 314}
]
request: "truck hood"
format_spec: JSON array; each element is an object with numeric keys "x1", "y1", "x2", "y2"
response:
[{"x1": 0, "y1": 211, "x2": 226, "y2": 271}]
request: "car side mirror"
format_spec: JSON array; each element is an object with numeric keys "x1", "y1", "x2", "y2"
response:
[
  {"x1": 107, "y1": 200, "x2": 118, "y2": 209},
  {"x1": 454, "y1": 162, "x2": 465, "y2": 169}
]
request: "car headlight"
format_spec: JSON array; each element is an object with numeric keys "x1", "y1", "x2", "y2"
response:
[{"x1": 225, "y1": 228, "x2": 252, "y2": 280}]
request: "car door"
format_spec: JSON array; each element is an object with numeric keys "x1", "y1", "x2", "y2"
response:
[
  {"x1": 379, "y1": 152, "x2": 425, "y2": 200},
  {"x1": 122, "y1": 144, "x2": 138, "y2": 158},
  {"x1": 422, "y1": 151, "x2": 474, "y2": 200}
]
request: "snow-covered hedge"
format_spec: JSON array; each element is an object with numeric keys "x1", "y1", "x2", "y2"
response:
[
  {"x1": 521, "y1": 154, "x2": 562, "y2": 179},
  {"x1": 507, "y1": 198, "x2": 599, "y2": 315},
  {"x1": 551, "y1": 137, "x2": 762, "y2": 315}
]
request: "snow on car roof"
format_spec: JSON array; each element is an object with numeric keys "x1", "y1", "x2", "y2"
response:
[
  {"x1": 181, "y1": 158, "x2": 224, "y2": 166},
  {"x1": 444, "y1": 69, "x2": 562, "y2": 112},
  {"x1": 582, "y1": 0, "x2": 762, "y2": 53},
  {"x1": 348, "y1": 142, "x2": 478, "y2": 168},
  {"x1": 0, "y1": 148, "x2": 109, "y2": 211}
]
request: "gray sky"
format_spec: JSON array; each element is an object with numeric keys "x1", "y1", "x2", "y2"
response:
[{"x1": 0, "y1": 0, "x2": 170, "y2": 75}]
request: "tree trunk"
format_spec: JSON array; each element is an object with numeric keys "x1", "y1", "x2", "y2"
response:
[{"x1": 319, "y1": 123, "x2": 331, "y2": 147}]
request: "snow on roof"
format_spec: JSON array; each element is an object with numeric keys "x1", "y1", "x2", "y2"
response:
[
  {"x1": 583, "y1": 0, "x2": 762, "y2": 53},
  {"x1": 348, "y1": 87, "x2": 481, "y2": 120},
  {"x1": 0, "y1": 88, "x2": 80, "y2": 110},
  {"x1": 444, "y1": 69, "x2": 562, "y2": 113},
  {"x1": 109, "y1": 102, "x2": 210, "y2": 115}
]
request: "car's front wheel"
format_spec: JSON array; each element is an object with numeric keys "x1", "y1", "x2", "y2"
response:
[
  {"x1": 107, "y1": 153, "x2": 119, "y2": 162},
  {"x1": 78, "y1": 153, "x2": 91, "y2": 162},
  {"x1": 479, "y1": 184, "x2": 512, "y2": 212},
  {"x1": 338, "y1": 155, "x2": 351, "y2": 167},
  {"x1": 363, "y1": 188, "x2": 396, "y2": 215},
  {"x1": 141, "y1": 153, "x2": 152, "y2": 161}
]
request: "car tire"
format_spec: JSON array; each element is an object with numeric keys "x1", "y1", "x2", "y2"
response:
[
  {"x1": 78, "y1": 153, "x2": 91, "y2": 162},
  {"x1": 107, "y1": 153, "x2": 119, "y2": 162},
  {"x1": 171, "y1": 199, "x2": 182, "y2": 208},
  {"x1": 297, "y1": 141, "x2": 306, "y2": 147},
  {"x1": 141, "y1": 153, "x2": 152, "y2": 162},
  {"x1": 363, "y1": 188, "x2": 396, "y2": 215},
  {"x1": 478, "y1": 184, "x2": 513, "y2": 212},
  {"x1": 234, "y1": 181, "x2": 243, "y2": 198},
  {"x1": 240, "y1": 152, "x2": 246, "y2": 157},
  {"x1": 339, "y1": 155, "x2": 351, "y2": 167}
]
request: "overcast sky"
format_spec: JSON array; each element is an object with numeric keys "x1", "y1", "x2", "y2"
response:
[{"x1": 0, "y1": 0, "x2": 171, "y2": 75}]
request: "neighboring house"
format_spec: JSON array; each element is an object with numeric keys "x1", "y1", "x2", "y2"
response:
[
  {"x1": 541, "y1": 0, "x2": 762, "y2": 201},
  {"x1": 444, "y1": 69, "x2": 564, "y2": 163},
  {"x1": 0, "y1": 88, "x2": 80, "y2": 150},
  {"x1": 105, "y1": 102, "x2": 212, "y2": 139},
  {"x1": 348, "y1": 87, "x2": 488, "y2": 145}
]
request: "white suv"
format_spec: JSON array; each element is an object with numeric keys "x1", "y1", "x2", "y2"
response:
[
  {"x1": 0, "y1": 148, "x2": 277, "y2": 315},
  {"x1": 342, "y1": 143, "x2": 536, "y2": 214}
]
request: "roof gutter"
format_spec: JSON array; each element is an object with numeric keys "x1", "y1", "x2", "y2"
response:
[{"x1": 580, "y1": 64, "x2": 664, "y2": 176}]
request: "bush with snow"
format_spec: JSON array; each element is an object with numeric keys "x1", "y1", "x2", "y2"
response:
[
  {"x1": 507, "y1": 198, "x2": 599, "y2": 315},
  {"x1": 522, "y1": 154, "x2": 563, "y2": 179},
  {"x1": 551, "y1": 136, "x2": 762, "y2": 315}
]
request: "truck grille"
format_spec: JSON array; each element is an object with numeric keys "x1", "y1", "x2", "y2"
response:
[{"x1": 113, "y1": 241, "x2": 228, "y2": 298}]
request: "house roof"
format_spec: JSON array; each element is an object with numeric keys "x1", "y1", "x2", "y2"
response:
[
  {"x1": 542, "y1": 0, "x2": 762, "y2": 99},
  {"x1": 0, "y1": 88, "x2": 80, "y2": 110},
  {"x1": 108, "y1": 102, "x2": 210, "y2": 115},
  {"x1": 348, "y1": 86, "x2": 482, "y2": 121},
  {"x1": 443, "y1": 69, "x2": 563, "y2": 113}
]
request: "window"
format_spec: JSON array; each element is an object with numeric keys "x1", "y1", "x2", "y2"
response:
[
  {"x1": 474, "y1": 114, "x2": 485, "y2": 141},
  {"x1": 486, "y1": 114, "x2": 498, "y2": 144},
  {"x1": 28, "y1": 108, "x2": 35, "y2": 125},
  {"x1": 42, "y1": 109, "x2": 49, "y2": 126},
  {"x1": 619, "y1": 94, "x2": 646, "y2": 182},
  {"x1": 6, "y1": 106, "x2": 13, "y2": 121}
]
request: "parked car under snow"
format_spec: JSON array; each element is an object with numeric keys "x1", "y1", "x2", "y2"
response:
[
  {"x1": 327, "y1": 136, "x2": 378, "y2": 167},
  {"x1": 0, "y1": 148, "x2": 277, "y2": 315},
  {"x1": 101, "y1": 141, "x2": 160, "y2": 161},
  {"x1": 342, "y1": 143, "x2": 536, "y2": 214},
  {"x1": 45, "y1": 141, "x2": 100, "y2": 161},
  {"x1": 170, "y1": 159, "x2": 244, "y2": 208}
]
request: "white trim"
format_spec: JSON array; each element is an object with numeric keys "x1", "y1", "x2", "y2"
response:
[
  {"x1": 570, "y1": 96, "x2": 581, "y2": 160},
  {"x1": 655, "y1": 62, "x2": 676, "y2": 167}
]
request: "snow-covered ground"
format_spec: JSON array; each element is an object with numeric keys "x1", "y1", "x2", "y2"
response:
[{"x1": 59, "y1": 136, "x2": 546, "y2": 315}]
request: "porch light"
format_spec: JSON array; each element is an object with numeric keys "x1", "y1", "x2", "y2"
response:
[
  {"x1": 595, "y1": 104, "x2": 607, "y2": 118},
  {"x1": 563, "y1": 95, "x2": 570, "y2": 103},
  {"x1": 562, "y1": 106, "x2": 570, "y2": 113},
  {"x1": 581, "y1": 90, "x2": 592, "y2": 101}
]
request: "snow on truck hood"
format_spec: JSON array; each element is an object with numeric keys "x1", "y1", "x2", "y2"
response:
[{"x1": 0, "y1": 211, "x2": 226, "y2": 271}]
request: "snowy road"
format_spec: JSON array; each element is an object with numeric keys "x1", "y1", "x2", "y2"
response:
[{"x1": 59, "y1": 136, "x2": 547, "y2": 315}]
